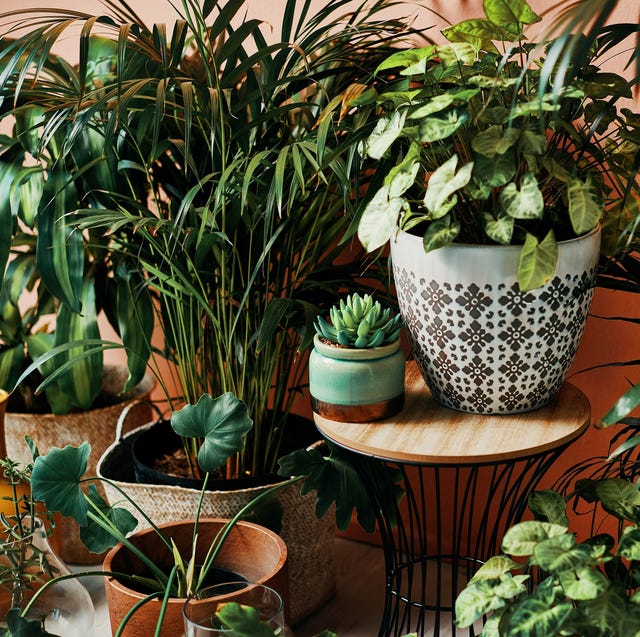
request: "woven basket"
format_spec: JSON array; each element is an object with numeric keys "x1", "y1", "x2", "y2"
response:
[
  {"x1": 97, "y1": 422, "x2": 336, "y2": 625},
  {"x1": 5, "y1": 366, "x2": 155, "y2": 564}
]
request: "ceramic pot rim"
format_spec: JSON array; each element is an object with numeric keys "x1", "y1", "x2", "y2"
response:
[{"x1": 312, "y1": 334, "x2": 400, "y2": 361}]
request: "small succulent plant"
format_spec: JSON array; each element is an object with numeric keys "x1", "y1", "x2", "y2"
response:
[{"x1": 314, "y1": 293, "x2": 402, "y2": 348}]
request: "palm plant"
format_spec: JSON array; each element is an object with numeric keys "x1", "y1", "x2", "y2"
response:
[{"x1": 0, "y1": 0, "x2": 422, "y2": 479}]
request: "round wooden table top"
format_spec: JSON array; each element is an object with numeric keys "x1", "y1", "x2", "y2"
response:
[{"x1": 313, "y1": 361, "x2": 591, "y2": 465}]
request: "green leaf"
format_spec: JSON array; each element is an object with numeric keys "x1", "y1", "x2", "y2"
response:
[
  {"x1": 422, "y1": 217, "x2": 461, "y2": 252},
  {"x1": 472, "y1": 151, "x2": 516, "y2": 188},
  {"x1": 357, "y1": 185, "x2": 409, "y2": 252},
  {"x1": 374, "y1": 46, "x2": 436, "y2": 74},
  {"x1": 31, "y1": 443, "x2": 91, "y2": 524},
  {"x1": 455, "y1": 575, "x2": 523, "y2": 629},
  {"x1": 533, "y1": 535, "x2": 592, "y2": 574},
  {"x1": 505, "y1": 598, "x2": 572, "y2": 637},
  {"x1": 278, "y1": 445, "x2": 387, "y2": 533},
  {"x1": 483, "y1": 0, "x2": 541, "y2": 30},
  {"x1": 501, "y1": 520, "x2": 568, "y2": 556},
  {"x1": 385, "y1": 143, "x2": 421, "y2": 198},
  {"x1": 596, "y1": 478, "x2": 640, "y2": 523},
  {"x1": 215, "y1": 603, "x2": 276, "y2": 637},
  {"x1": 18, "y1": 167, "x2": 44, "y2": 229},
  {"x1": 499, "y1": 173, "x2": 544, "y2": 220},
  {"x1": 0, "y1": 160, "x2": 20, "y2": 279},
  {"x1": 517, "y1": 231, "x2": 558, "y2": 292},
  {"x1": 619, "y1": 527, "x2": 640, "y2": 561},
  {"x1": 557, "y1": 566, "x2": 610, "y2": 601},
  {"x1": 469, "y1": 555, "x2": 522, "y2": 582},
  {"x1": 170, "y1": 393, "x2": 253, "y2": 474},
  {"x1": 418, "y1": 108, "x2": 468, "y2": 143},
  {"x1": 424, "y1": 155, "x2": 474, "y2": 217},
  {"x1": 364, "y1": 108, "x2": 408, "y2": 160},
  {"x1": 567, "y1": 177, "x2": 602, "y2": 235},
  {"x1": 472, "y1": 126, "x2": 520, "y2": 158},
  {"x1": 602, "y1": 384, "x2": 640, "y2": 426},
  {"x1": 80, "y1": 484, "x2": 138, "y2": 553},
  {"x1": 5, "y1": 608, "x2": 55, "y2": 636},
  {"x1": 528, "y1": 490, "x2": 569, "y2": 526},
  {"x1": 483, "y1": 213, "x2": 514, "y2": 244},
  {"x1": 442, "y1": 19, "x2": 505, "y2": 52},
  {"x1": 0, "y1": 344, "x2": 27, "y2": 391}
]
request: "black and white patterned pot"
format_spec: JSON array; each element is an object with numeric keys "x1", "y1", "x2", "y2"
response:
[{"x1": 390, "y1": 228, "x2": 600, "y2": 414}]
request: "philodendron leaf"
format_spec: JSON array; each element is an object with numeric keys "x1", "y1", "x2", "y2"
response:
[
  {"x1": 424, "y1": 155, "x2": 474, "y2": 217},
  {"x1": 171, "y1": 393, "x2": 253, "y2": 474},
  {"x1": 505, "y1": 598, "x2": 572, "y2": 637},
  {"x1": 364, "y1": 108, "x2": 408, "y2": 160},
  {"x1": 471, "y1": 126, "x2": 520, "y2": 158},
  {"x1": 528, "y1": 490, "x2": 569, "y2": 526},
  {"x1": 358, "y1": 185, "x2": 409, "y2": 252},
  {"x1": 31, "y1": 442, "x2": 91, "y2": 524},
  {"x1": 422, "y1": 217, "x2": 461, "y2": 252},
  {"x1": 418, "y1": 108, "x2": 468, "y2": 143},
  {"x1": 567, "y1": 177, "x2": 602, "y2": 235},
  {"x1": 500, "y1": 172, "x2": 544, "y2": 220},
  {"x1": 533, "y1": 535, "x2": 593, "y2": 574},
  {"x1": 483, "y1": 0, "x2": 541, "y2": 30},
  {"x1": 501, "y1": 520, "x2": 569, "y2": 556},
  {"x1": 215, "y1": 603, "x2": 276, "y2": 637},
  {"x1": 557, "y1": 566, "x2": 610, "y2": 601},
  {"x1": 374, "y1": 45, "x2": 436, "y2": 74},
  {"x1": 80, "y1": 484, "x2": 138, "y2": 553},
  {"x1": 517, "y1": 231, "x2": 558, "y2": 292},
  {"x1": 278, "y1": 445, "x2": 378, "y2": 533},
  {"x1": 385, "y1": 143, "x2": 421, "y2": 198},
  {"x1": 595, "y1": 478, "x2": 640, "y2": 524},
  {"x1": 468, "y1": 555, "x2": 522, "y2": 583}
]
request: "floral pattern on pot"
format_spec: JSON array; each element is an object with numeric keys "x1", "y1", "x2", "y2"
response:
[{"x1": 391, "y1": 229, "x2": 600, "y2": 414}]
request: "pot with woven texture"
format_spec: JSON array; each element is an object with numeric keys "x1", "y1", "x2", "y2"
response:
[{"x1": 5, "y1": 366, "x2": 155, "y2": 564}]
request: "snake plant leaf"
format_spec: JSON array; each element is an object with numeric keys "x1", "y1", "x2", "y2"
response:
[
  {"x1": 5, "y1": 607, "x2": 55, "y2": 636},
  {"x1": 499, "y1": 172, "x2": 544, "y2": 220},
  {"x1": 80, "y1": 484, "x2": 138, "y2": 553},
  {"x1": 171, "y1": 393, "x2": 253, "y2": 474},
  {"x1": 31, "y1": 442, "x2": 91, "y2": 525},
  {"x1": 278, "y1": 445, "x2": 377, "y2": 532},
  {"x1": 215, "y1": 603, "x2": 276, "y2": 637},
  {"x1": 528, "y1": 490, "x2": 569, "y2": 526},
  {"x1": 116, "y1": 267, "x2": 153, "y2": 391},
  {"x1": 517, "y1": 231, "x2": 558, "y2": 292},
  {"x1": 36, "y1": 168, "x2": 83, "y2": 314},
  {"x1": 567, "y1": 177, "x2": 602, "y2": 235},
  {"x1": 424, "y1": 155, "x2": 474, "y2": 217},
  {"x1": 501, "y1": 520, "x2": 569, "y2": 556}
]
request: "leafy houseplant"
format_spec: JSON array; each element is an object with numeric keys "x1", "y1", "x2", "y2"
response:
[
  {"x1": 310, "y1": 293, "x2": 405, "y2": 422},
  {"x1": 338, "y1": 0, "x2": 640, "y2": 415},
  {"x1": 0, "y1": 0, "x2": 422, "y2": 483},
  {"x1": 455, "y1": 486, "x2": 640, "y2": 636}
]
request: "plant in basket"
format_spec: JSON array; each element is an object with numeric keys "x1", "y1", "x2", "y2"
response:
[{"x1": 341, "y1": 0, "x2": 640, "y2": 414}]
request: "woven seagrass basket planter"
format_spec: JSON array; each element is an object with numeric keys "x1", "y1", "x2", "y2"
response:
[
  {"x1": 5, "y1": 366, "x2": 155, "y2": 564},
  {"x1": 97, "y1": 423, "x2": 336, "y2": 625}
]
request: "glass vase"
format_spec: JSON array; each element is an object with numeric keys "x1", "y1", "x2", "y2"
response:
[{"x1": 0, "y1": 517, "x2": 94, "y2": 635}]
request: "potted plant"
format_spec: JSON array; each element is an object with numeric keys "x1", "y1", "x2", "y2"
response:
[
  {"x1": 347, "y1": 0, "x2": 640, "y2": 415},
  {"x1": 0, "y1": 33, "x2": 155, "y2": 563},
  {"x1": 0, "y1": 0, "x2": 424, "y2": 619},
  {"x1": 310, "y1": 293, "x2": 405, "y2": 422}
]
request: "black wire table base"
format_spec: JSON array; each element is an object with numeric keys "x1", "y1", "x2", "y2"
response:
[{"x1": 352, "y1": 446, "x2": 573, "y2": 637}]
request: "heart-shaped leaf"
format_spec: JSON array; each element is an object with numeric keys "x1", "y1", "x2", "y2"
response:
[
  {"x1": 31, "y1": 443, "x2": 91, "y2": 524},
  {"x1": 171, "y1": 393, "x2": 253, "y2": 474}
]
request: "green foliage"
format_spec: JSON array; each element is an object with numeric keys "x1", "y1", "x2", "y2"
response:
[
  {"x1": 455, "y1": 487, "x2": 640, "y2": 636},
  {"x1": 0, "y1": 0, "x2": 424, "y2": 474},
  {"x1": 314, "y1": 293, "x2": 402, "y2": 349},
  {"x1": 352, "y1": 0, "x2": 640, "y2": 290}
]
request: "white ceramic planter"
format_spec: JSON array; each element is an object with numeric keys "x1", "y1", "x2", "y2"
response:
[
  {"x1": 390, "y1": 228, "x2": 600, "y2": 414},
  {"x1": 309, "y1": 334, "x2": 405, "y2": 422}
]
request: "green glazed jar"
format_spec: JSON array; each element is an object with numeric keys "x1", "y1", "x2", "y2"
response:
[{"x1": 309, "y1": 334, "x2": 405, "y2": 423}]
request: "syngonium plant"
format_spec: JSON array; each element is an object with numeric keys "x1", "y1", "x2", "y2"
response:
[
  {"x1": 350, "y1": 0, "x2": 640, "y2": 291},
  {"x1": 0, "y1": 0, "x2": 423, "y2": 478}
]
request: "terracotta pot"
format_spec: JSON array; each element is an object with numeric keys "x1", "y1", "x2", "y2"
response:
[
  {"x1": 4, "y1": 366, "x2": 155, "y2": 564},
  {"x1": 103, "y1": 518, "x2": 288, "y2": 637}
]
